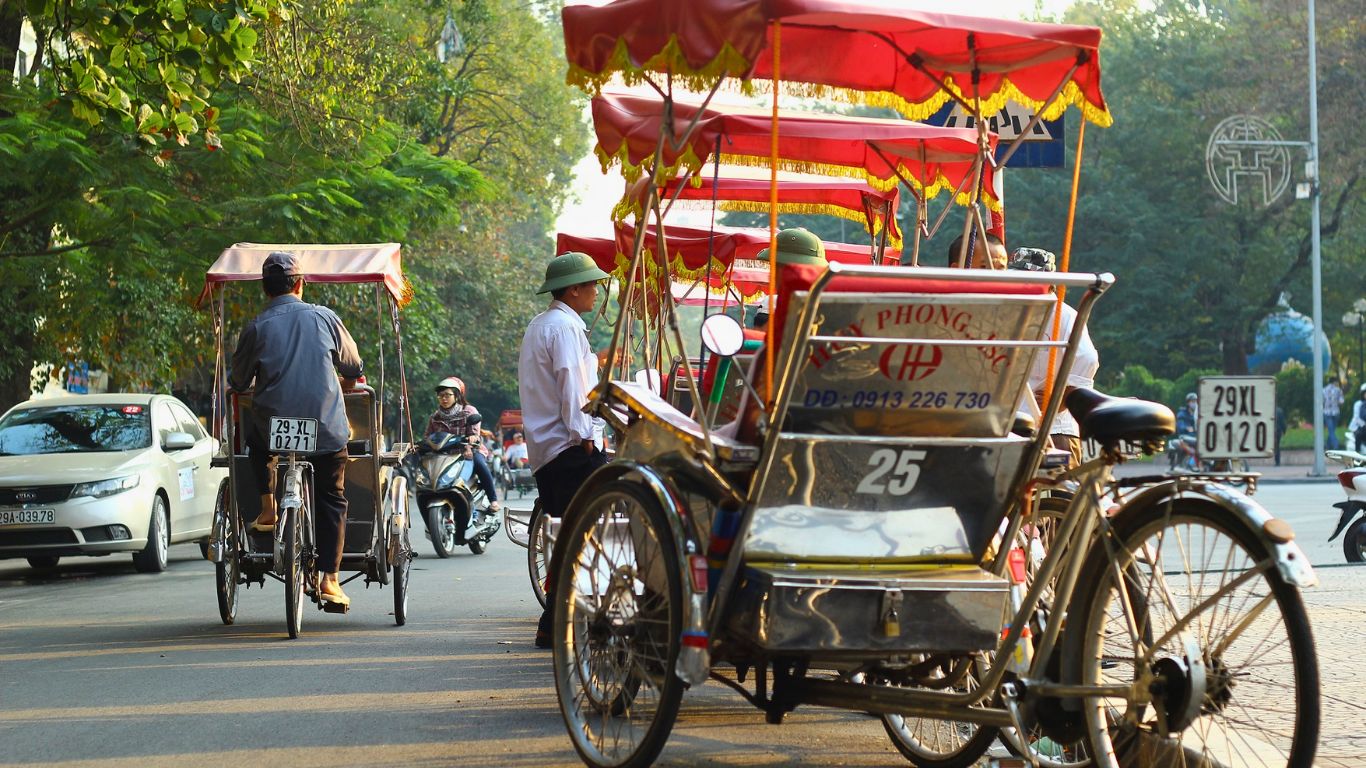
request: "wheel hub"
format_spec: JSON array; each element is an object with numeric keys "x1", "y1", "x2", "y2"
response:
[{"x1": 1150, "y1": 653, "x2": 1207, "y2": 732}]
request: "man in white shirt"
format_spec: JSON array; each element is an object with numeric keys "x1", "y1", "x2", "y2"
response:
[
  {"x1": 1323, "y1": 378, "x2": 1344, "y2": 450},
  {"x1": 1009, "y1": 248, "x2": 1099, "y2": 466},
  {"x1": 503, "y1": 432, "x2": 529, "y2": 468},
  {"x1": 517, "y1": 251, "x2": 610, "y2": 648}
]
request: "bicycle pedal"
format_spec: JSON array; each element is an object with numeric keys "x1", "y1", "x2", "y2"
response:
[{"x1": 320, "y1": 599, "x2": 350, "y2": 615}]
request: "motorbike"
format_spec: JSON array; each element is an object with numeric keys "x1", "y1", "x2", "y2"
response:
[
  {"x1": 1326, "y1": 449, "x2": 1366, "y2": 563},
  {"x1": 1167, "y1": 433, "x2": 1200, "y2": 471},
  {"x1": 405, "y1": 430, "x2": 501, "y2": 557}
]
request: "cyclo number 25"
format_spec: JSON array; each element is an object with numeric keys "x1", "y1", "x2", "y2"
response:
[{"x1": 855, "y1": 449, "x2": 927, "y2": 496}]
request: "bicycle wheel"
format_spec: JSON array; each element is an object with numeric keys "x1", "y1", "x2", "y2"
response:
[
  {"x1": 213, "y1": 481, "x2": 240, "y2": 626},
  {"x1": 552, "y1": 479, "x2": 683, "y2": 768},
  {"x1": 283, "y1": 502, "x2": 305, "y2": 639},
  {"x1": 1069, "y1": 498, "x2": 1318, "y2": 768},
  {"x1": 527, "y1": 499, "x2": 551, "y2": 609},
  {"x1": 880, "y1": 657, "x2": 998, "y2": 768},
  {"x1": 1002, "y1": 492, "x2": 1093, "y2": 768}
]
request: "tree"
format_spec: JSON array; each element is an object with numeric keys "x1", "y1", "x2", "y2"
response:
[{"x1": 1004, "y1": 0, "x2": 1362, "y2": 382}]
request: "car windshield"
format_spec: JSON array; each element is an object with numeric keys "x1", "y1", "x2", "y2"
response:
[{"x1": 0, "y1": 405, "x2": 152, "y2": 455}]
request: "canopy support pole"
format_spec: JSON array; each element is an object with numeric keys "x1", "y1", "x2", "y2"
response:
[
  {"x1": 764, "y1": 21, "x2": 781, "y2": 409},
  {"x1": 994, "y1": 59, "x2": 1081, "y2": 168},
  {"x1": 1040, "y1": 118, "x2": 1087, "y2": 413}
]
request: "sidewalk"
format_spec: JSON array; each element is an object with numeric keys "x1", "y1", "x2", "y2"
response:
[{"x1": 1113, "y1": 448, "x2": 1341, "y2": 483}]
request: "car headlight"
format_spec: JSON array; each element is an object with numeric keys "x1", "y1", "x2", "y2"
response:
[{"x1": 72, "y1": 475, "x2": 142, "y2": 499}]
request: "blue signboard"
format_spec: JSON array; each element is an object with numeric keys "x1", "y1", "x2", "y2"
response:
[
  {"x1": 924, "y1": 100, "x2": 1065, "y2": 169},
  {"x1": 66, "y1": 361, "x2": 89, "y2": 394}
]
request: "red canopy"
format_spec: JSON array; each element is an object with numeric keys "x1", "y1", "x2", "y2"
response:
[
  {"x1": 593, "y1": 91, "x2": 997, "y2": 207},
  {"x1": 558, "y1": 222, "x2": 896, "y2": 299},
  {"x1": 563, "y1": 0, "x2": 1110, "y2": 126},
  {"x1": 625, "y1": 167, "x2": 904, "y2": 248},
  {"x1": 198, "y1": 242, "x2": 406, "y2": 306}
]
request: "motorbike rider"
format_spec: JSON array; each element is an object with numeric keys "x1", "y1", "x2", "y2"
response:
[
  {"x1": 425, "y1": 377, "x2": 500, "y2": 513},
  {"x1": 1172, "y1": 392, "x2": 1200, "y2": 468},
  {"x1": 1350, "y1": 384, "x2": 1366, "y2": 452}
]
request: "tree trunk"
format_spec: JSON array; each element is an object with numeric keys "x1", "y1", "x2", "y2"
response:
[
  {"x1": 0, "y1": 8, "x2": 23, "y2": 97},
  {"x1": 1221, "y1": 331, "x2": 1251, "y2": 375}
]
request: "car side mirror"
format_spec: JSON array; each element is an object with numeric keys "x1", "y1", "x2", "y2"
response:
[
  {"x1": 700, "y1": 314, "x2": 745, "y2": 358},
  {"x1": 163, "y1": 431, "x2": 196, "y2": 451}
]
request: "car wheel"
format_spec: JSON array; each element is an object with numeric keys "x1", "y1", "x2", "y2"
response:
[
  {"x1": 26, "y1": 556, "x2": 60, "y2": 570},
  {"x1": 132, "y1": 494, "x2": 170, "y2": 573}
]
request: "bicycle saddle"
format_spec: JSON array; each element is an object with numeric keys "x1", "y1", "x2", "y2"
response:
[{"x1": 1065, "y1": 387, "x2": 1175, "y2": 443}]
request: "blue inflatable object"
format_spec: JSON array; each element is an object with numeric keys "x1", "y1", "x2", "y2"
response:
[{"x1": 1246, "y1": 302, "x2": 1332, "y2": 374}]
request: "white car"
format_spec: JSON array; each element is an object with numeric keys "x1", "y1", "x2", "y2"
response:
[{"x1": 0, "y1": 393, "x2": 227, "y2": 572}]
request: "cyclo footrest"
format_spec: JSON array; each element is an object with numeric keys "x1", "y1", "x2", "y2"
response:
[{"x1": 726, "y1": 564, "x2": 1008, "y2": 657}]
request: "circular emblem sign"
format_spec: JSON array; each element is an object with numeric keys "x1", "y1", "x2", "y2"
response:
[{"x1": 1205, "y1": 115, "x2": 1291, "y2": 207}]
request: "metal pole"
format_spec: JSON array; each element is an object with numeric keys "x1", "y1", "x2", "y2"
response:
[{"x1": 1308, "y1": 0, "x2": 1325, "y2": 475}]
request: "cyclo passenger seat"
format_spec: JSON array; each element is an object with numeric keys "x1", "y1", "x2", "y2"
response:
[{"x1": 727, "y1": 262, "x2": 1067, "y2": 657}]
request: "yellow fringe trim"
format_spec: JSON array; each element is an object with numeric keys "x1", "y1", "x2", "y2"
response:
[
  {"x1": 717, "y1": 153, "x2": 1002, "y2": 212},
  {"x1": 716, "y1": 200, "x2": 904, "y2": 250},
  {"x1": 751, "y1": 73, "x2": 1113, "y2": 128},
  {"x1": 609, "y1": 244, "x2": 769, "y2": 303},
  {"x1": 566, "y1": 36, "x2": 757, "y2": 97}
]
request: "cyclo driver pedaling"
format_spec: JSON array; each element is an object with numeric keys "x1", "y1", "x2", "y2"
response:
[{"x1": 205, "y1": 243, "x2": 417, "y2": 639}]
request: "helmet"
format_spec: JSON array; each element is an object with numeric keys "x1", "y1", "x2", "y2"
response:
[
  {"x1": 1186, "y1": 392, "x2": 1198, "y2": 402},
  {"x1": 435, "y1": 376, "x2": 465, "y2": 397},
  {"x1": 757, "y1": 228, "x2": 827, "y2": 267},
  {"x1": 537, "y1": 251, "x2": 610, "y2": 294},
  {"x1": 1008, "y1": 247, "x2": 1057, "y2": 272}
]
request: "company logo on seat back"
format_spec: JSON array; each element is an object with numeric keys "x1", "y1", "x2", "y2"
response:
[
  {"x1": 878, "y1": 344, "x2": 943, "y2": 381},
  {"x1": 808, "y1": 302, "x2": 1009, "y2": 378}
]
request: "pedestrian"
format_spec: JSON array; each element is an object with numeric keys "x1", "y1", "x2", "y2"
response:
[
  {"x1": 1323, "y1": 378, "x2": 1344, "y2": 450},
  {"x1": 229, "y1": 251, "x2": 364, "y2": 608},
  {"x1": 1007, "y1": 247, "x2": 1099, "y2": 467},
  {"x1": 1274, "y1": 405, "x2": 1286, "y2": 466},
  {"x1": 518, "y1": 251, "x2": 610, "y2": 648}
]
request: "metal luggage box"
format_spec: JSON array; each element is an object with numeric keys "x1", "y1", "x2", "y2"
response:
[{"x1": 725, "y1": 564, "x2": 1009, "y2": 656}]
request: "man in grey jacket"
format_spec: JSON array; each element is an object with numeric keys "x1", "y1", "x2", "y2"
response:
[{"x1": 229, "y1": 251, "x2": 364, "y2": 607}]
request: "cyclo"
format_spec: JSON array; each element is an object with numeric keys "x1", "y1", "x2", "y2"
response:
[
  {"x1": 201, "y1": 243, "x2": 417, "y2": 637},
  {"x1": 548, "y1": 2, "x2": 1320, "y2": 767}
]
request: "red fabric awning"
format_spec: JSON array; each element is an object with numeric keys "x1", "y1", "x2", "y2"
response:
[
  {"x1": 593, "y1": 91, "x2": 997, "y2": 207},
  {"x1": 563, "y1": 0, "x2": 1110, "y2": 126},
  {"x1": 198, "y1": 242, "x2": 406, "y2": 306},
  {"x1": 558, "y1": 221, "x2": 896, "y2": 300},
  {"x1": 627, "y1": 168, "x2": 904, "y2": 248}
]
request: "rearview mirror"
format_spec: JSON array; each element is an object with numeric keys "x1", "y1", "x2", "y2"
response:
[
  {"x1": 700, "y1": 314, "x2": 745, "y2": 358},
  {"x1": 163, "y1": 431, "x2": 196, "y2": 451}
]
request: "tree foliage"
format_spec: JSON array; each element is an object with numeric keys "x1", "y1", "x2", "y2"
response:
[{"x1": 0, "y1": 0, "x2": 584, "y2": 416}]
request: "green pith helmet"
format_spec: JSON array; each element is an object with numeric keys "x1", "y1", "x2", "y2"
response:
[
  {"x1": 537, "y1": 251, "x2": 611, "y2": 294},
  {"x1": 756, "y1": 227, "x2": 827, "y2": 267}
]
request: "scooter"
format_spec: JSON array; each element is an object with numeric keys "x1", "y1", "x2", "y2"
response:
[
  {"x1": 1167, "y1": 433, "x2": 1199, "y2": 471},
  {"x1": 406, "y1": 431, "x2": 501, "y2": 557},
  {"x1": 1326, "y1": 449, "x2": 1366, "y2": 563}
]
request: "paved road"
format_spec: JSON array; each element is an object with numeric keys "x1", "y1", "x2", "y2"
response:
[{"x1": 0, "y1": 485, "x2": 1361, "y2": 767}]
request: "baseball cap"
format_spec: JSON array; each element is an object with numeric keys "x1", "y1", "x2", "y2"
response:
[{"x1": 262, "y1": 251, "x2": 302, "y2": 277}]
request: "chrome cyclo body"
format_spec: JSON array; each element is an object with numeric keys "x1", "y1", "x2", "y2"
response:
[
  {"x1": 550, "y1": 263, "x2": 1320, "y2": 768},
  {"x1": 203, "y1": 242, "x2": 418, "y2": 636}
]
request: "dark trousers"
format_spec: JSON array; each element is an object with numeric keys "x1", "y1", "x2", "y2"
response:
[
  {"x1": 246, "y1": 428, "x2": 349, "y2": 573},
  {"x1": 538, "y1": 445, "x2": 608, "y2": 616},
  {"x1": 470, "y1": 451, "x2": 498, "y2": 503}
]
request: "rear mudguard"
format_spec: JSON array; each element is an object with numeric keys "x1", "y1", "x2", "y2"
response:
[
  {"x1": 1329, "y1": 501, "x2": 1366, "y2": 541},
  {"x1": 569, "y1": 460, "x2": 710, "y2": 685},
  {"x1": 1114, "y1": 479, "x2": 1317, "y2": 589}
]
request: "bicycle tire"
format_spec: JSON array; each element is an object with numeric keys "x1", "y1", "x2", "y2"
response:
[
  {"x1": 1068, "y1": 498, "x2": 1319, "y2": 768},
  {"x1": 552, "y1": 479, "x2": 683, "y2": 768}
]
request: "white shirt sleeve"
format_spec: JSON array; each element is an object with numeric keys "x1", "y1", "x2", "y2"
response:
[{"x1": 549, "y1": 326, "x2": 596, "y2": 442}]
